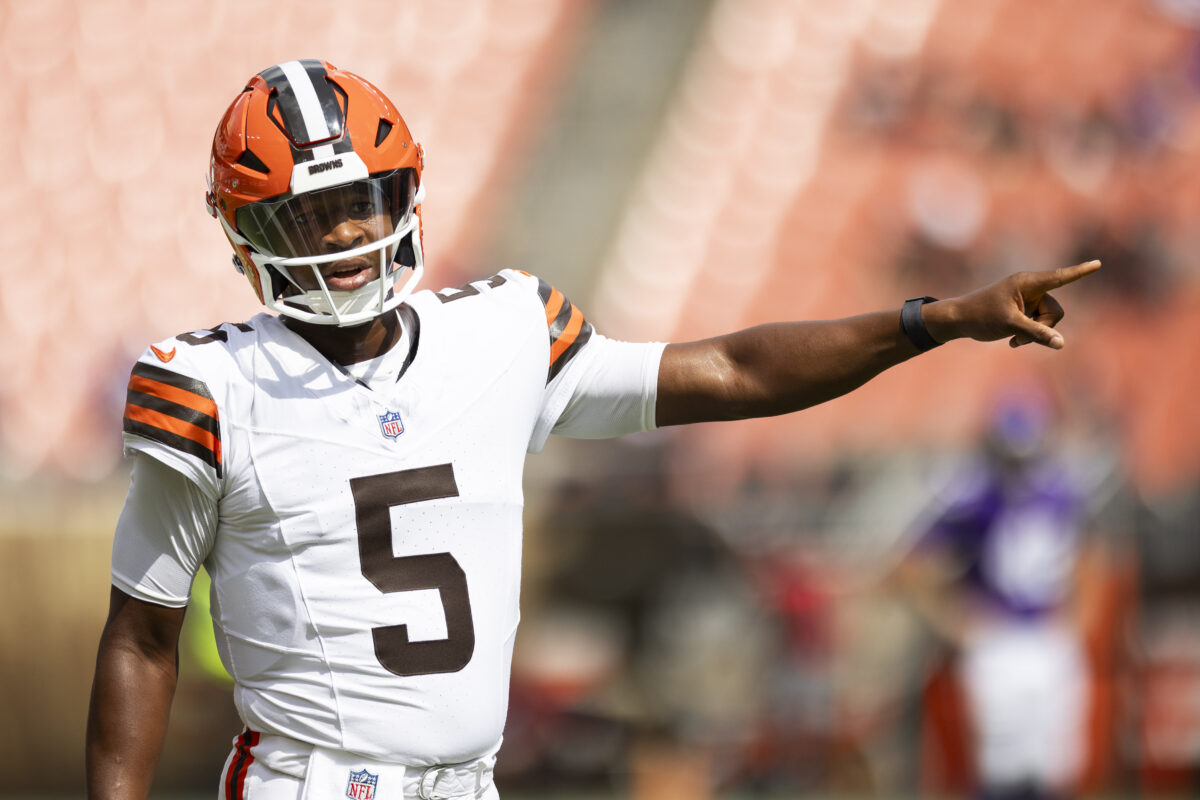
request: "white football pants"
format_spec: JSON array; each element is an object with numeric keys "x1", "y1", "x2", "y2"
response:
[{"x1": 958, "y1": 622, "x2": 1088, "y2": 790}]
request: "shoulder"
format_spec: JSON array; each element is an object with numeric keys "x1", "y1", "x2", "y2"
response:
[
  {"x1": 925, "y1": 458, "x2": 996, "y2": 522},
  {"x1": 410, "y1": 269, "x2": 540, "y2": 309},
  {"x1": 128, "y1": 317, "x2": 263, "y2": 402},
  {"x1": 412, "y1": 270, "x2": 593, "y2": 383},
  {"x1": 413, "y1": 269, "x2": 581, "y2": 311},
  {"x1": 141, "y1": 317, "x2": 263, "y2": 373},
  {"x1": 122, "y1": 316, "x2": 265, "y2": 489}
]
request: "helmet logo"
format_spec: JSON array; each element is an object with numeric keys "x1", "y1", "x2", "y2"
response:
[{"x1": 308, "y1": 158, "x2": 344, "y2": 176}]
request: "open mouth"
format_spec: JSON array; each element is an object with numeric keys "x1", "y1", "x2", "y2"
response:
[{"x1": 320, "y1": 259, "x2": 376, "y2": 292}]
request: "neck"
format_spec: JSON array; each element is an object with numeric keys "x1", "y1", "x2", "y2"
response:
[{"x1": 283, "y1": 311, "x2": 403, "y2": 366}]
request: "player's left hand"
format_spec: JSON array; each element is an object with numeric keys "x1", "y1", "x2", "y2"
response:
[{"x1": 923, "y1": 260, "x2": 1101, "y2": 350}]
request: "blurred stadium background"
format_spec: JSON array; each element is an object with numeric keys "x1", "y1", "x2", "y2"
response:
[{"x1": 2, "y1": 0, "x2": 1200, "y2": 797}]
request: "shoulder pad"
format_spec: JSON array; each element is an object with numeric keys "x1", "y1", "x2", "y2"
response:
[
  {"x1": 124, "y1": 358, "x2": 221, "y2": 476},
  {"x1": 120, "y1": 321, "x2": 253, "y2": 484},
  {"x1": 422, "y1": 271, "x2": 595, "y2": 383}
]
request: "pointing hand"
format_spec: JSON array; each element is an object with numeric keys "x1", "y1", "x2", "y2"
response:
[{"x1": 923, "y1": 260, "x2": 1101, "y2": 350}]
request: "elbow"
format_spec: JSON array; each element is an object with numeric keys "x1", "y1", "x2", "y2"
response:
[
  {"x1": 658, "y1": 339, "x2": 813, "y2": 425},
  {"x1": 694, "y1": 376, "x2": 806, "y2": 423}
]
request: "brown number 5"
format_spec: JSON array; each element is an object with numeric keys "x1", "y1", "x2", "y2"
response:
[{"x1": 349, "y1": 464, "x2": 475, "y2": 676}]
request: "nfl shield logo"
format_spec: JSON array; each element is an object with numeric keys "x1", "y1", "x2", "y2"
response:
[
  {"x1": 378, "y1": 410, "x2": 405, "y2": 440},
  {"x1": 346, "y1": 769, "x2": 378, "y2": 800}
]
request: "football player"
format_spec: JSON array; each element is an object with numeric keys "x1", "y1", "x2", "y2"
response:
[
  {"x1": 897, "y1": 393, "x2": 1091, "y2": 800},
  {"x1": 86, "y1": 59, "x2": 1100, "y2": 800}
]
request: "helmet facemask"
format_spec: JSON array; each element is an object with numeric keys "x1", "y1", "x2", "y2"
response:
[
  {"x1": 209, "y1": 60, "x2": 427, "y2": 324},
  {"x1": 219, "y1": 168, "x2": 424, "y2": 327}
]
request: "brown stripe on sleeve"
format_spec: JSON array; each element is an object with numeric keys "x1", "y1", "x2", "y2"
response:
[
  {"x1": 123, "y1": 403, "x2": 222, "y2": 471},
  {"x1": 548, "y1": 308, "x2": 593, "y2": 382},
  {"x1": 536, "y1": 277, "x2": 554, "y2": 306},
  {"x1": 532, "y1": 278, "x2": 595, "y2": 384},
  {"x1": 131, "y1": 362, "x2": 218, "y2": 408},
  {"x1": 125, "y1": 387, "x2": 219, "y2": 442},
  {"x1": 549, "y1": 305, "x2": 585, "y2": 365},
  {"x1": 127, "y1": 374, "x2": 219, "y2": 419},
  {"x1": 542, "y1": 288, "x2": 565, "y2": 329},
  {"x1": 123, "y1": 361, "x2": 221, "y2": 475},
  {"x1": 123, "y1": 416, "x2": 222, "y2": 475}
]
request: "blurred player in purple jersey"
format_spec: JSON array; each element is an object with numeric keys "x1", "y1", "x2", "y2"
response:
[{"x1": 898, "y1": 392, "x2": 1090, "y2": 800}]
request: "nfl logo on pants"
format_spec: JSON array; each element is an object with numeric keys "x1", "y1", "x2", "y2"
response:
[{"x1": 346, "y1": 769, "x2": 378, "y2": 800}]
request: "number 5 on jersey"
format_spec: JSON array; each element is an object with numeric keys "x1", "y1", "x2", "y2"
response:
[{"x1": 349, "y1": 465, "x2": 475, "y2": 677}]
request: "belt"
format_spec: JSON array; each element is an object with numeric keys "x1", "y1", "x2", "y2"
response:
[
  {"x1": 293, "y1": 738, "x2": 499, "y2": 800},
  {"x1": 411, "y1": 757, "x2": 494, "y2": 800}
]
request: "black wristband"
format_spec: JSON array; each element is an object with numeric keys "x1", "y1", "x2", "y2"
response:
[{"x1": 900, "y1": 296, "x2": 941, "y2": 352}]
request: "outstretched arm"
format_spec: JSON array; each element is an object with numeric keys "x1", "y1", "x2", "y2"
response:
[
  {"x1": 87, "y1": 587, "x2": 186, "y2": 800},
  {"x1": 656, "y1": 261, "x2": 1100, "y2": 427}
]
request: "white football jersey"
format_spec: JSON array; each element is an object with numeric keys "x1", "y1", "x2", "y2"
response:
[{"x1": 113, "y1": 269, "x2": 664, "y2": 766}]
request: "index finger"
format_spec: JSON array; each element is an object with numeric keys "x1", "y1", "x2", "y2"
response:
[{"x1": 1030, "y1": 260, "x2": 1102, "y2": 290}]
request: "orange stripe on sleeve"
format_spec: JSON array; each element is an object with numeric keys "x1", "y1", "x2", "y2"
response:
[
  {"x1": 124, "y1": 402, "x2": 222, "y2": 465},
  {"x1": 128, "y1": 375, "x2": 219, "y2": 419},
  {"x1": 543, "y1": 289, "x2": 565, "y2": 328},
  {"x1": 549, "y1": 306, "x2": 586, "y2": 366}
]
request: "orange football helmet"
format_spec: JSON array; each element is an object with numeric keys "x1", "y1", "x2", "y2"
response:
[{"x1": 207, "y1": 59, "x2": 425, "y2": 326}]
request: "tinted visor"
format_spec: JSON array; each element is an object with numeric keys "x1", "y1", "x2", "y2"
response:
[{"x1": 236, "y1": 169, "x2": 417, "y2": 260}]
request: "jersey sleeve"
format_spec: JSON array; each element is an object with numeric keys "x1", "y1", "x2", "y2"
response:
[
  {"x1": 122, "y1": 340, "x2": 225, "y2": 499},
  {"x1": 110, "y1": 452, "x2": 219, "y2": 607},
  {"x1": 513, "y1": 271, "x2": 665, "y2": 453}
]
